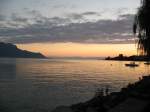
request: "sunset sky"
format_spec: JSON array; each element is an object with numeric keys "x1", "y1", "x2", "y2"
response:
[{"x1": 0, "y1": 0, "x2": 140, "y2": 57}]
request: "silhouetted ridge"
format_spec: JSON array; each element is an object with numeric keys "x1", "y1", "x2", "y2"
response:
[{"x1": 0, "y1": 42, "x2": 46, "y2": 58}]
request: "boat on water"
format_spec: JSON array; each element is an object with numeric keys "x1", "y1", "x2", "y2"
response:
[
  {"x1": 125, "y1": 62, "x2": 139, "y2": 67},
  {"x1": 144, "y1": 62, "x2": 150, "y2": 65}
]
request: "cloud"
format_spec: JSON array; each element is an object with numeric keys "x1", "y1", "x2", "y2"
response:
[
  {"x1": 67, "y1": 13, "x2": 85, "y2": 21},
  {"x1": 119, "y1": 14, "x2": 135, "y2": 20},
  {"x1": 11, "y1": 13, "x2": 28, "y2": 23},
  {"x1": 66, "y1": 11, "x2": 101, "y2": 22},
  {"x1": 0, "y1": 11, "x2": 135, "y2": 44},
  {"x1": 82, "y1": 12, "x2": 100, "y2": 16},
  {"x1": 0, "y1": 14, "x2": 6, "y2": 21}
]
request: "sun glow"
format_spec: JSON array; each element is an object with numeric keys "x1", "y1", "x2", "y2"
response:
[{"x1": 17, "y1": 43, "x2": 137, "y2": 57}]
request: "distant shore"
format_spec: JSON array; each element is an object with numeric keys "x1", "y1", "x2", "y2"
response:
[
  {"x1": 52, "y1": 75, "x2": 150, "y2": 112},
  {"x1": 105, "y1": 54, "x2": 150, "y2": 61},
  {"x1": 0, "y1": 42, "x2": 46, "y2": 59}
]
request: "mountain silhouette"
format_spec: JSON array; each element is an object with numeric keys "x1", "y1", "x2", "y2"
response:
[{"x1": 0, "y1": 42, "x2": 46, "y2": 58}]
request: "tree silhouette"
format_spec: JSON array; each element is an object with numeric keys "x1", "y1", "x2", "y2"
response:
[{"x1": 133, "y1": 0, "x2": 150, "y2": 56}]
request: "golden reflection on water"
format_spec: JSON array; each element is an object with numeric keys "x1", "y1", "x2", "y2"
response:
[{"x1": 15, "y1": 59, "x2": 150, "y2": 88}]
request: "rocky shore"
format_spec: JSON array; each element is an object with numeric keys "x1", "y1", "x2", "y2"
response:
[{"x1": 52, "y1": 75, "x2": 150, "y2": 112}]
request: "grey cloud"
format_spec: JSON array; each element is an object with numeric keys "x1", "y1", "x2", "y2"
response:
[
  {"x1": 0, "y1": 12, "x2": 135, "y2": 44},
  {"x1": 0, "y1": 14, "x2": 6, "y2": 21},
  {"x1": 119, "y1": 14, "x2": 135, "y2": 20},
  {"x1": 116, "y1": 8, "x2": 129, "y2": 15},
  {"x1": 82, "y1": 12, "x2": 100, "y2": 16},
  {"x1": 66, "y1": 11, "x2": 101, "y2": 21},
  {"x1": 11, "y1": 13, "x2": 28, "y2": 23},
  {"x1": 67, "y1": 13, "x2": 85, "y2": 21},
  {"x1": 27, "y1": 10, "x2": 41, "y2": 17}
]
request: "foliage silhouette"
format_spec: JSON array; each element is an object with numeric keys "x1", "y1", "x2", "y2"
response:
[{"x1": 134, "y1": 0, "x2": 150, "y2": 56}]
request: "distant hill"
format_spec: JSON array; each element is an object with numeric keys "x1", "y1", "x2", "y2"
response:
[{"x1": 0, "y1": 42, "x2": 46, "y2": 58}]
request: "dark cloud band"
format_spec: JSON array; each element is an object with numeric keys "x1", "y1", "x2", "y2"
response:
[{"x1": 0, "y1": 12, "x2": 135, "y2": 44}]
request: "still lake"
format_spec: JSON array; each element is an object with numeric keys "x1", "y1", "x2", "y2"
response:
[{"x1": 0, "y1": 58, "x2": 150, "y2": 112}]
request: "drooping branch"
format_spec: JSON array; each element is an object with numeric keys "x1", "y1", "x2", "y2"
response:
[{"x1": 134, "y1": 0, "x2": 150, "y2": 56}]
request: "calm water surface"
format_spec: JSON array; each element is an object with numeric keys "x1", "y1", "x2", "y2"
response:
[{"x1": 0, "y1": 58, "x2": 150, "y2": 112}]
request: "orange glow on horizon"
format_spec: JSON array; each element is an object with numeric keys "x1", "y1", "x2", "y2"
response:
[{"x1": 16, "y1": 43, "x2": 137, "y2": 57}]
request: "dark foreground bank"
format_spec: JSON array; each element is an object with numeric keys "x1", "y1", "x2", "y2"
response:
[{"x1": 52, "y1": 75, "x2": 150, "y2": 112}]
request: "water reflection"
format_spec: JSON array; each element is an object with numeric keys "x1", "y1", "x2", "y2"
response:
[
  {"x1": 0, "y1": 62, "x2": 16, "y2": 80},
  {"x1": 0, "y1": 58, "x2": 150, "y2": 112}
]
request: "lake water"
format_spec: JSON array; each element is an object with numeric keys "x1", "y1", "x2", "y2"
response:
[{"x1": 0, "y1": 58, "x2": 150, "y2": 112}]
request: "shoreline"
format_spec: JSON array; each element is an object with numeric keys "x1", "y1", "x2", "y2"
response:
[
  {"x1": 105, "y1": 54, "x2": 150, "y2": 62},
  {"x1": 52, "y1": 75, "x2": 150, "y2": 112}
]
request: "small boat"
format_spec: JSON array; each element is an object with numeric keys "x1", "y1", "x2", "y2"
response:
[
  {"x1": 144, "y1": 62, "x2": 150, "y2": 65},
  {"x1": 125, "y1": 62, "x2": 139, "y2": 67}
]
